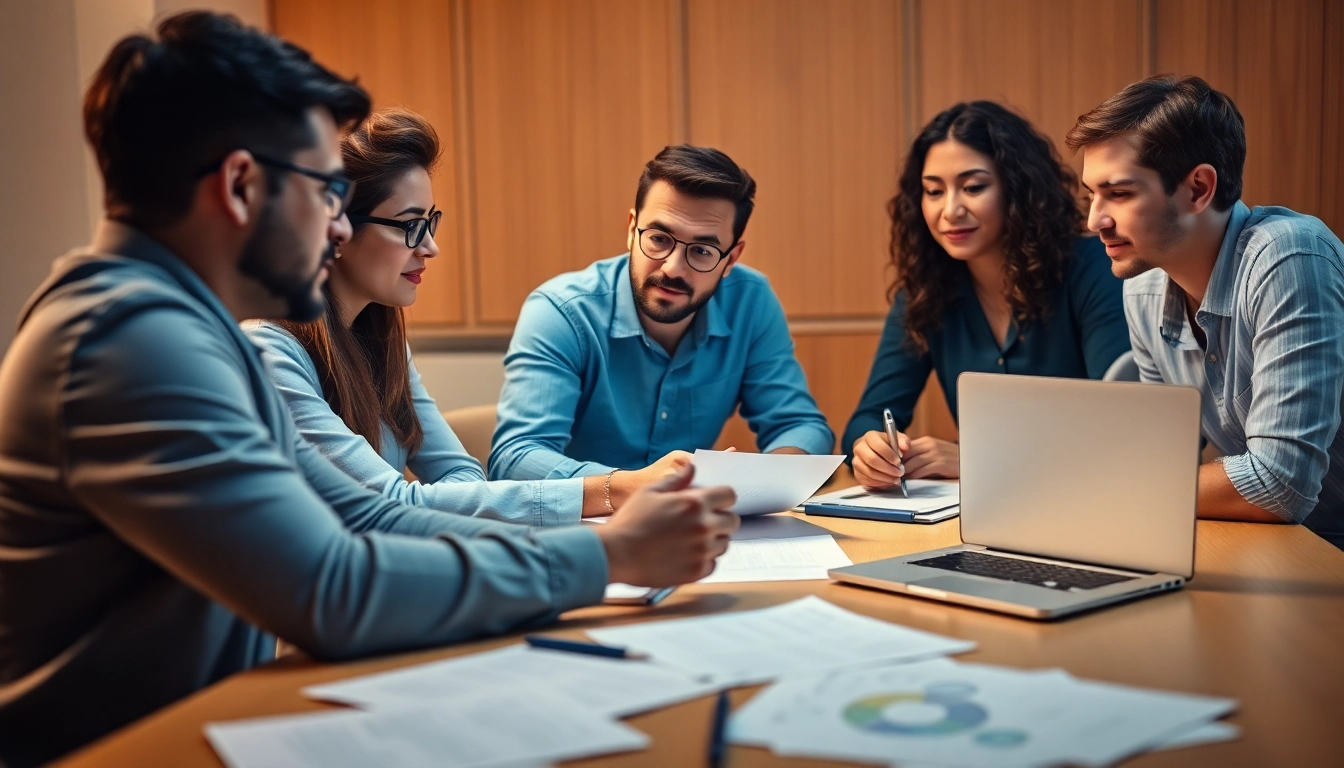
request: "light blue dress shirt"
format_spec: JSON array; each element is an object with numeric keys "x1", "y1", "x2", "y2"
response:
[
  {"x1": 1125, "y1": 202, "x2": 1344, "y2": 546},
  {"x1": 0, "y1": 222, "x2": 607, "y2": 766},
  {"x1": 491, "y1": 254, "x2": 834, "y2": 480},
  {"x1": 245, "y1": 322, "x2": 583, "y2": 526}
]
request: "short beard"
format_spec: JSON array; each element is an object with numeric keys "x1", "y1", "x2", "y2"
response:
[
  {"x1": 1111, "y1": 199, "x2": 1183, "y2": 280},
  {"x1": 631, "y1": 267, "x2": 718, "y2": 325},
  {"x1": 238, "y1": 203, "x2": 330, "y2": 322}
]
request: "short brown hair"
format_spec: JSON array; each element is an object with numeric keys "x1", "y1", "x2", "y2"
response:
[
  {"x1": 635, "y1": 145, "x2": 756, "y2": 242},
  {"x1": 1066, "y1": 75, "x2": 1246, "y2": 211}
]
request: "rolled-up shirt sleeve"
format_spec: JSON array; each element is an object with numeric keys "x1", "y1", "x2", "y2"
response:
[
  {"x1": 1222, "y1": 252, "x2": 1344, "y2": 521},
  {"x1": 64, "y1": 306, "x2": 606, "y2": 661}
]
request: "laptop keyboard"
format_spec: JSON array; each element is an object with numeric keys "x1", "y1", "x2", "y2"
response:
[{"x1": 910, "y1": 551, "x2": 1138, "y2": 592}]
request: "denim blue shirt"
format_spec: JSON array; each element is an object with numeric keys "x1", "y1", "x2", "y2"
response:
[
  {"x1": 1125, "y1": 202, "x2": 1344, "y2": 544},
  {"x1": 245, "y1": 322, "x2": 583, "y2": 526},
  {"x1": 490, "y1": 255, "x2": 834, "y2": 480},
  {"x1": 0, "y1": 223, "x2": 606, "y2": 766},
  {"x1": 843, "y1": 237, "x2": 1131, "y2": 455}
]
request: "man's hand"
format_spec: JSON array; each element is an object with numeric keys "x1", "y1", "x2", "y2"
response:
[
  {"x1": 608, "y1": 449, "x2": 694, "y2": 505},
  {"x1": 596, "y1": 463, "x2": 739, "y2": 586},
  {"x1": 903, "y1": 437, "x2": 959, "y2": 479},
  {"x1": 852, "y1": 430, "x2": 911, "y2": 490}
]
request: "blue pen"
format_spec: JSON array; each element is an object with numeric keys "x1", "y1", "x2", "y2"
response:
[
  {"x1": 708, "y1": 690, "x2": 730, "y2": 768},
  {"x1": 524, "y1": 635, "x2": 648, "y2": 660},
  {"x1": 802, "y1": 502, "x2": 916, "y2": 522}
]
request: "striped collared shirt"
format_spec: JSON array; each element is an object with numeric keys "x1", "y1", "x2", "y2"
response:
[{"x1": 1124, "y1": 201, "x2": 1344, "y2": 546}]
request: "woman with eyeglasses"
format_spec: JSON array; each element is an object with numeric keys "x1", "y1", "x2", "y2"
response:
[
  {"x1": 246, "y1": 108, "x2": 599, "y2": 524},
  {"x1": 844, "y1": 101, "x2": 1131, "y2": 489}
]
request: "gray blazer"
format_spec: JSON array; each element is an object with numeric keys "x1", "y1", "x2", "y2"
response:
[{"x1": 0, "y1": 222, "x2": 606, "y2": 767}]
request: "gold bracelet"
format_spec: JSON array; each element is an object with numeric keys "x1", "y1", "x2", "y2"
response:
[{"x1": 604, "y1": 469, "x2": 621, "y2": 512}]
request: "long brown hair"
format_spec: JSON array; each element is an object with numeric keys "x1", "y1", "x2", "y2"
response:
[
  {"x1": 889, "y1": 102, "x2": 1082, "y2": 354},
  {"x1": 277, "y1": 108, "x2": 441, "y2": 453}
]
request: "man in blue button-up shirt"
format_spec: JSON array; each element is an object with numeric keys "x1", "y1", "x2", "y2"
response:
[
  {"x1": 1069, "y1": 75, "x2": 1344, "y2": 548},
  {"x1": 491, "y1": 146, "x2": 834, "y2": 506}
]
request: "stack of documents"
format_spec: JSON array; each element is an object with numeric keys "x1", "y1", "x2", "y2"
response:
[
  {"x1": 207, "y1": 688, "x2": 648, "y2": 768},
  {"x1": 588, "y1": 596, "x2": 975, "y2": 686},
  {"x1": 206, "y1": 645, "x2": 722, "y2": 768},
  {"x1": 730, "y1": 658, "x2": 1239, "y2": 767},
  {"x1": 699, "y1": 535, "x2": 852, "y2": 583}
]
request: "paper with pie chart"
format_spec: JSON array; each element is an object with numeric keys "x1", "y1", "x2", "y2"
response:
[{"x1": 728, "y1": 658, "x2": 1237, "y2": 768}]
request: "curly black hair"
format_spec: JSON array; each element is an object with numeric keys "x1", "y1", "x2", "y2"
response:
[{"x1": 889, "y1": 101, "x2": 1083, "y2": 353}]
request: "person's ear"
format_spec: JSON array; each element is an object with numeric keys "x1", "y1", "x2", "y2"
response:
[
  {"x1": 214, "y1": 149, "x2": 265, "y2": 227},
  {"x1": 1183, "y1": 163, "x2": 1219, "y2": 215},
  {"x1": 626, "y1": 208, "x2": 637, "y2": 252},
  {"x1": 721, "y1": 239, "x2": 745, "y2": 277}
]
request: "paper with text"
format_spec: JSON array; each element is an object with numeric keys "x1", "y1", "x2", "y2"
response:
[
  {"x1": 588, "y1": 596, "x2": 974, "y2": 686},
  {"x1": 206, "y1": 689, "x2": 648, "y2": 768},
  {"x1": 303, "y1": 645, "x2": 716, "y2": 718},
  {"x1": 698, "y1": 535, "x2": 852, "y2": 583}
]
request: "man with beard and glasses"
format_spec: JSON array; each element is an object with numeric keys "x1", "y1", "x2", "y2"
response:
[
  {"x1": 1067, "y1": 75, "x2": 1344, "y2": 549},
  {"x1": 0, "y1": 14, "x2": 738, "y2": 766},
  {"x1": 491, "y1": 145, "x2": 834, "y2": 506}
]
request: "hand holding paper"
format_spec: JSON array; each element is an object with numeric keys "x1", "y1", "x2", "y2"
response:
[{"x1": 691, "y1": 450, "x2": 844, "y2": 516}]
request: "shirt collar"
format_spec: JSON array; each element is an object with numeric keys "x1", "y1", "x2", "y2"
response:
[
  {"x1": 1200, "y1": 200, "x2": 1252, "y2": 318},
  {"x1": 609, "y1": 252, "x2": 733, "y2": 342},
  {"x1": 90, "y1": 219, "x2": 240, "y2": 325}
]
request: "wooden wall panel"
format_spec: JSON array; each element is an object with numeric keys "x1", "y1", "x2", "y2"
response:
[
  {"x1": 714, "y1": 332, "x2": 958, "y2": 454},
  {"x1": 466, "y1": 0, "x2": 685, "y2": 325},
  {"x1": 917, "y1": 0, "x2": 1149, "y2": 176},
  {"x1": 274, "y1": 0, "x2": 465, "y2": 325},
  {"x1": 686, "y1": 0, "x2": 903, "y2": 320},
  {"x1": 1155, "y1": 0, "x2": 1333, "y2": 228},
  {"x1": 1322, "y1": 0, "x2": 1344, "y2": 235}
]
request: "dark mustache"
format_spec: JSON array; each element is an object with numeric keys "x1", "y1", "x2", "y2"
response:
[{"x1": 645, "y1": 273, "x2": 693, "y2": 294}]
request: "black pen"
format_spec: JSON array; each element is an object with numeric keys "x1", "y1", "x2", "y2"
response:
[
  {"x1": 708, "y1": 689, "x2": 729, "y2": 768},
  {"x1": 524, "y1": 635, "x2": 648, "y2": 660}
]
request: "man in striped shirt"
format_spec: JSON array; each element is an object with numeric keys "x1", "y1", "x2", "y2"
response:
[{"x1": 1066, "y1": 75, "x2": 1344, "y2": 549}]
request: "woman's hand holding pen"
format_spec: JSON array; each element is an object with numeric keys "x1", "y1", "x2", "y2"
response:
[{"x1": 852, "y1": 429, "x2": 911, "y2": 491}]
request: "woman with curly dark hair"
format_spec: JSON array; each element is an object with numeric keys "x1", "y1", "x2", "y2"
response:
[{"x1": 844, "y1": 101, "x2": 1130, "y2": 488}]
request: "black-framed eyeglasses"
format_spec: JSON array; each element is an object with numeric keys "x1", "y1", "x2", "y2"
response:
[
  {"x1": 348, "y1": 209, "x2": 442, "y2": 249},
  {"x1": 636, "y1": 227, "x2": 735, "y2": 273},
  {"x1": 195, "y1": 152, "x2": 355, "y2": 219}
]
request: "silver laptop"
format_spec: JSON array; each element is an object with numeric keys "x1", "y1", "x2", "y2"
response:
[{"x1": 829, "y1": 373, "x2": 1201, "y2": 619}]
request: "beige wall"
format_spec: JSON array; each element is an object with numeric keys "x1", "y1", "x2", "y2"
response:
[{"x1": 0, "y1": 0, "x2": 267, "y2": 355}]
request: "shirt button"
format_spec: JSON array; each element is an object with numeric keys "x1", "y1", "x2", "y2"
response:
[
  {"x1": 1208, "y1": 354, "x2": 1217, "y2": 363},
  {"x1": 1018, "y1": 334, "x2": 1025, "y2": 342},
  {"x1": 661, "y1": 412, "x2": 668, "y2": 420},
  {"x1": 997, "y1": 357, "x2": 1004, "y2": 366}
]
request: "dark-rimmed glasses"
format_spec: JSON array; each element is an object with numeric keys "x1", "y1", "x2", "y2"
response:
[
  {"x1": 195, "y1": 152, "x2": 355, "y2": 219},
  {"x1": 636, "y1": 227, "x2": 735, "y2": 273},
  {"x1": 348, "y1": 209, "x2": 442, "y2": 249}
]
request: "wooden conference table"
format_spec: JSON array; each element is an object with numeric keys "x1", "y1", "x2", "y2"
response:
[{"x1": 59, "y1": 476, "x2": 1344, "y2": 767}]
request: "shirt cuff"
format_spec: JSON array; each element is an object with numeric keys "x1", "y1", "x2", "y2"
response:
[
  {"x1": 1219, "y1": 452, "x2": 1309, "y2": 522},
  {"x1": 532, "y1": 525, "x2": 608, "y2": 611},
  {"x1": 534, "y1": 477, "x2": 584, "y2": 526},
  {"x1": 761, "y1": 424, "x2": 836, "y2": 456}
]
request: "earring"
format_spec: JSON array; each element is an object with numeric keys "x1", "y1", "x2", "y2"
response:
[{"x1": 334, "y1": 249, "x2": 343, "y2": 259}]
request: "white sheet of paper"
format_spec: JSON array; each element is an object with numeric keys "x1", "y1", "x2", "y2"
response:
[
  {"x1": 206, "y1": 689, "x2": 649, "y2": 768},
  {"x1": 692, "y1": 450, "x2": 845, "y2": 516},
  {"x1": 731, "y1": 659, "x2": 1235, "y2": 768},
  {"x1": 805, "y1": 480, "x2": 960, "y2": 513},
  {"x1": 588, "y1": 596, "x2": 974, "y2": 686},
  {"x1": 304, "y1": 645, "x2": 717, "y2": 719},
  {"x1": 697, "y1": 535, "x2": 852, "y2": 583}
]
